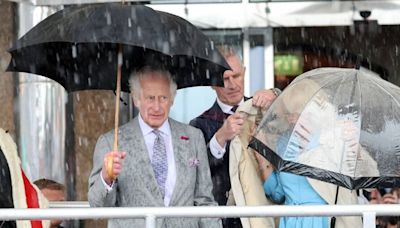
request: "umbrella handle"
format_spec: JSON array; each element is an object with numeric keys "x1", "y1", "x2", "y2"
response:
[{"x1": 107, "y1": 45, "x2": 123, "y2": 181}]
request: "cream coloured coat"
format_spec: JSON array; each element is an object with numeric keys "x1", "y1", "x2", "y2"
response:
[
  {"x1": 229, "y1": 99, "x2": 363, "y2": 228},
  {"x1": 229, "y1": 99, "x2": 276, "y2": 228}
]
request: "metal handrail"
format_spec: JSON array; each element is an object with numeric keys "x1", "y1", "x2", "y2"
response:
[{"x1": 1, "y1": 204, "x2": 400, "y2": 228}]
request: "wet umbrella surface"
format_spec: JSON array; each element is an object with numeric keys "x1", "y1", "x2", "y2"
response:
[
  {"x1": 249, "y1": 67, "x2": 400, "y2": 190},
  {"x1": 6, "y1": 3, "x2": 229, "y2": 92}
]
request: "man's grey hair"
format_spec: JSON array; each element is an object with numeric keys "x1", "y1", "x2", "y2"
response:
[
  {"x1": 129, "y1": 65, "x2": 177, "y2": 101},
  {"x1": 216, "y1": 45, "x2": 244, "y2": 67}
]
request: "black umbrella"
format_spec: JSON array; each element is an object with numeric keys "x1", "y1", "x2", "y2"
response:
[
  {"x1": 249, "y1": 67, "x2": 400, "y2": 190},
  {"x1": 7, "y1": 3, "x2": 229, "y2": 179},
  {"x1": 7, "y1": 3, "x2": 228, "y2": 92}
]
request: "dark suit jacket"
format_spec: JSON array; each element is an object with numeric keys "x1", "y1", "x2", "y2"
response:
[{"x1": 189, "y1": 101, "x2": 230, "y2": 206}]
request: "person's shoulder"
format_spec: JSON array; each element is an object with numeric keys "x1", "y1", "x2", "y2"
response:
[
  {"x1": 190, "y1": 101, "x2": 226, "y2": 125},
  {"x1": 100, "y1": 118, "x2": 137, "y2": 139},
  {"x1": 170, "y1": 119, "x2": 202, "y2": 135}
]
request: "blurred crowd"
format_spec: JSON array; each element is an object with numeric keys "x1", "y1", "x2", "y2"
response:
[{"x1": 359, "y1": 188, "x2": 399, "y2": 228}]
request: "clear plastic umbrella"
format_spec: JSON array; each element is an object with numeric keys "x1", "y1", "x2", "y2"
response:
[{"x1": 249, "y1": 67, "x2": 400, "y2": 190}]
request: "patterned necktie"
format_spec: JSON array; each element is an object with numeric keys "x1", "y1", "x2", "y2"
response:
[
  {"x1": 231, "y1": 105, "x2": 239, "y2": 113},
  {"x1": 152, "y1": 129, "x2": 168, "y2": 197}
]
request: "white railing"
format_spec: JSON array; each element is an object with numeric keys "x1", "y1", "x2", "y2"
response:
[{"x1": 1, "y1": 203, "x2": 399, "y2": 228}]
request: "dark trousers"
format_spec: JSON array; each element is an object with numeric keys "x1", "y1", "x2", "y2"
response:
[{"x1": 222, "y1": 217, "x2": 242, "y2": 228}]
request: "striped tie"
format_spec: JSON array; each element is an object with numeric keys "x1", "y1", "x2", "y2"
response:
[{"x1": 152, "y1": 129, "x2": 168, "y2": 197}]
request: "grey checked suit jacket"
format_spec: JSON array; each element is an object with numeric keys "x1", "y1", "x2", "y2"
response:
[{"x1": 88, "y1": 117, "x2": 221, "y2": 228}]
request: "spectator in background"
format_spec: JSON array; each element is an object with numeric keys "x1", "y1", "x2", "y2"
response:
[
  {"x1": 34, "y1": 178, "x2": 66, "y2": 228},
  {"x1": 368, "y1": 188, "x2": 399, "y2": 228},
  {"x1": 0, "y1": 128, "x2": 49, "y2": 228}
]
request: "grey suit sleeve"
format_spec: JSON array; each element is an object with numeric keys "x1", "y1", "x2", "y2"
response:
[
  {"x1": 193, "y1": 129, "x2": 222, "y2": 228},
  {"x1": 88, "y1": 134, "x2": 118, "y2": 207}
]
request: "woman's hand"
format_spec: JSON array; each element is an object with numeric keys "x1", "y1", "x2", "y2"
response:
[{"x1": 254, "y1": 152, "x2": 274, "y2": 182}]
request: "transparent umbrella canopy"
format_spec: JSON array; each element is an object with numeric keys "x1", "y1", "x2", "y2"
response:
[{"x1": 249, "y1": 67, "x2": 400, "y2": 190}]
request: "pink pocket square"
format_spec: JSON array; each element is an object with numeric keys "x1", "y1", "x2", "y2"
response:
[{"x1": 188, "y1": 158, "x2": 200, "y2": 167}]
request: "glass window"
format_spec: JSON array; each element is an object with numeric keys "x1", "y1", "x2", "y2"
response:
[{"x1": 273, "y1": 26, "x2": 390, "y2": 90}]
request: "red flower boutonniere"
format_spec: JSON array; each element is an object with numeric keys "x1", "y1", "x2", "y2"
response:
[{"x1": 180, "y1": 136, "x2": 189, "y2": 140}]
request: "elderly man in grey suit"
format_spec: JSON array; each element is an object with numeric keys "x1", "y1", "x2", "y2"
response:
[{"x1": 88, "y1": 65, "x2": 221, "y2": 228}]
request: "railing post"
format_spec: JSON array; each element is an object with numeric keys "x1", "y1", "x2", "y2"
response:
[
  {"x1": 362, "y1": 211, "x2": 376, "y2": 228},
  {"x1": 146, "y1": 214, "x2": 156, "y2": 228}
]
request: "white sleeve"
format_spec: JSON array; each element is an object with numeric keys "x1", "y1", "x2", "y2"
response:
[
  {"x1": 100, "y1": 173, "x2": 115, "y2": 192},
  {"x1": 209, "y1": 134, "x2": 226, "y2": 159}
]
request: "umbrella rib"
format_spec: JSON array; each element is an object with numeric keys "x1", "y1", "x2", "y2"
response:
[
  {"x1": 352, "y1": 71, "x2": 363, "y2": 180},
  {"x1": 367, "y1": 76, "x2": 400, "y2": 107}
]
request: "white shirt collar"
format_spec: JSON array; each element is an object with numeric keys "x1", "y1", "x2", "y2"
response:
[
  {"x1": 138, "y1": 114, "x2": 171, "y2": 137},
  {"x1": 216, "y1": 97, "x2": 244, "y2": 114}
]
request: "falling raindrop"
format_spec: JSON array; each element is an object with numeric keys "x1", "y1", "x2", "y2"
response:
[
  {"x1": 88, "y1": 77, "x2": 92, "y2": 86},
  {"x1": 108, "y1": 51, "x2": 113, "y2": 62},
  {"x1": 106, "y1": 11, "x2": 112, "y2": 25},
  {"x1": 56, "y1": 53, "x2": 60, "y2": 63},
  {"x1": 128, "y1": 18, "x2": 132, "y2": 28},
  {"x1": 137, "y1": 26, "x2": 142, "y2": 38},
  {"x1": 206, "y1": 69, "x2": 210, "y2": 79},
  {"x1": 210, "y1": 40, "x2": 214, "y2": 50},
  {"x1": 74, "y1": 72, "x2": 80, "y2": 84},
  {"x1": 191, "y1": 72, "x2": 194, "y2": 81},
  {"x1": 130, "y1": 8, "x2": 137, "y2": 22},
  {"x1": 169, "y1": 31, "x2": 176, "y2": 44},
  {"x1": 72, "y1": 45, "x2": 77, "y2": 59},
  {"x1": 163, "y1": 42, "x2": 170, "y2": 53}
]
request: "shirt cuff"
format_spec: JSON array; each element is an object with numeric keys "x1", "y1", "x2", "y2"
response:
[
  {"x1": 210, "y1": 135, "x2": 226, "y2": 159},
  {"x1": 100, "y1": 173, "x2": 115, "y2": 192}
]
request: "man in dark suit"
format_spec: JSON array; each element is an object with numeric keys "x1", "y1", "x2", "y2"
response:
[
  {"x1": 190, "y1": 46, "x2": 279, "y2": 228},
  {"x1": 88, "y1": 65, "x2": 221, "y2": 228}
]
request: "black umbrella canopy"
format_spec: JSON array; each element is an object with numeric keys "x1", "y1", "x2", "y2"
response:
[
  {"x1": 7, "y1": 3, "x2": 229, "y2": 92},
  {"x1": 249, "y1": 67, "x2": 400, "y2": 190}
]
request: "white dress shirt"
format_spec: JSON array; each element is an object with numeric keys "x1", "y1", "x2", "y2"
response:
[
  {"x1": 102, "y1": 114, "x2": 176, "y2": 206},
  {"x1": 209, "y1": 97, "x2": 244, "y2": 159}
]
